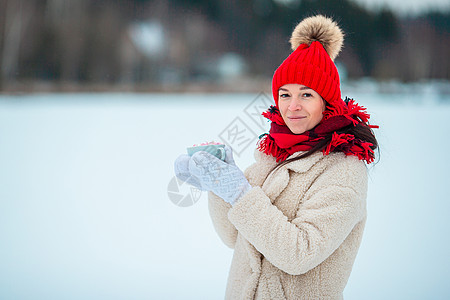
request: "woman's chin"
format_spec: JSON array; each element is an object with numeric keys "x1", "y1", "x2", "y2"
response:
[{"x1": 288, "y1": 125, "x2": 307, "y2": 135}]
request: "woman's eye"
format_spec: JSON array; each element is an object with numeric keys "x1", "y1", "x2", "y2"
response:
[
  {"x1": 302, "y1": 93, "x2": 312, "y2": 98},
  {"x1": 279, "y1": 93, "x2": 290, "y2": 98}
]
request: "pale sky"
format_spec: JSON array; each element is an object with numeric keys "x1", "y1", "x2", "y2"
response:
[{"x1": 353, "y1": 0, "x2": 450, "y2": 15}]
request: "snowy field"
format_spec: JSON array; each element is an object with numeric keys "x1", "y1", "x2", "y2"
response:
[{"x1": 0, "y1": 91, "x2": 449, "y2": 299}]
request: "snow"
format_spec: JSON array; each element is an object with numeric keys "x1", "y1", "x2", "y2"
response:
[{"x1": 0, "y1": 91, "x2": 449, "y2": 299}]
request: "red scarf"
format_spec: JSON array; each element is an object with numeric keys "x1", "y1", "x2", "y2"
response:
[{"x1": 257, "y1": 99, "x2": 378, "y2": 163}]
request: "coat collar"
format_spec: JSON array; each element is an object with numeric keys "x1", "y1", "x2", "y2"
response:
[
  {"x1": 253, "y1": 149, "x2": 325, "y2": 173},
  {"x1": 252, "y1": 150, "x2": 326, "y2": 203},
  {"x1": 282, "y1": 150, "x2": 325, "y2": 173}
]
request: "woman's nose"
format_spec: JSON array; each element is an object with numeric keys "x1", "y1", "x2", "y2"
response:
[{"x1": 288, "y1": 99, "x2": 302, "y2": 111}]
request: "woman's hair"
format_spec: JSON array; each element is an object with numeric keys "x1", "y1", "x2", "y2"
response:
[{"x1": 270, "y1": 122, "x2": 379, "y2": 174}]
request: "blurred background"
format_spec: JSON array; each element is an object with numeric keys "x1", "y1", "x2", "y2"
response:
[
  {"x1": 0, "y1": 0, "x2": 450, "y2": 300},
  {"x1": 0, "y1": 0, "x2": 449, "y2": 93}
]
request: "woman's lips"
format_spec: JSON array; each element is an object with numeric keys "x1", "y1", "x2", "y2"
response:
[{"x1": 288, "y1": 116, "x2": 306, "y2": 120}]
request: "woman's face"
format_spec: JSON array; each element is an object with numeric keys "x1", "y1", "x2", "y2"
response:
[{"x1": 278, "y1": 84, "x2": 326, "y2": 134}]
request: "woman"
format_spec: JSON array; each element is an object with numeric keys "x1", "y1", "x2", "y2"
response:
[{"x1": 175, "y1": 15, "x2": 378, "y2": 299}]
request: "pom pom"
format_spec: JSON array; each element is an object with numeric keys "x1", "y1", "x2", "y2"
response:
[{"x1": 289, "y1": 15, "x2": 344, "y2": 61}]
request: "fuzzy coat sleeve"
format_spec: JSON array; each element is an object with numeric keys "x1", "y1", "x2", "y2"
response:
[
  {"x1": 207, "y1": 152, "x2": 271, "y2": 250},
  {"x1": 208, "y1": 191, "x2": 238, "y2": 249},
  {"x1": 227, "y1": 156, "x2": 367, "y2": 275}
]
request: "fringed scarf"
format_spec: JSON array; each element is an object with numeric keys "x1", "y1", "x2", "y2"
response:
[{"x1": 257, "y1": 98, "x2": 379, "y2": 163}]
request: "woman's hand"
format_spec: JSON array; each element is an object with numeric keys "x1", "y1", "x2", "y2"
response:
[
  {"x1": 188, "y1": 149, "x2": 251, "y2": 206},
  {"x1": 174, "y1": 145, "x2": 236, "y2": 190},
  {"x1": 174, "y1": 154, "x2": 206, "y2": 190}
]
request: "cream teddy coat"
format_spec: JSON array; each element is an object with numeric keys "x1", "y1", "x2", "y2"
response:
[{"x1": 208, "y1": 149, "x2": 368, "y2": 300}]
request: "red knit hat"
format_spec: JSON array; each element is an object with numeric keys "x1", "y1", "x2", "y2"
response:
[{"x1": 272, "y1": 15, "x2": 345, "y2": 110}]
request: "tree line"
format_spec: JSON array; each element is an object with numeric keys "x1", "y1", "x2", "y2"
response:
[{"x1": 0, "y1": 0, "x2": 448, "y2": 91}]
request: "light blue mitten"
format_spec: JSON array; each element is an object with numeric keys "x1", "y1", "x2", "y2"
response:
[
  {"x1": 174, "y1": 154, "x2": 206, "y2": 190},
  {"x1": 188, "y1": 149, "x2": 251, "y2": 206}
]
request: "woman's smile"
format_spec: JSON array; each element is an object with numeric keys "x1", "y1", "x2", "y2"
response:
[
  {"x1": 278, "y1": 83, "x2": 325, "y2": 134},
  {"x1": 287, "y1": 115, "x2": 306, "y2": 121}
]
